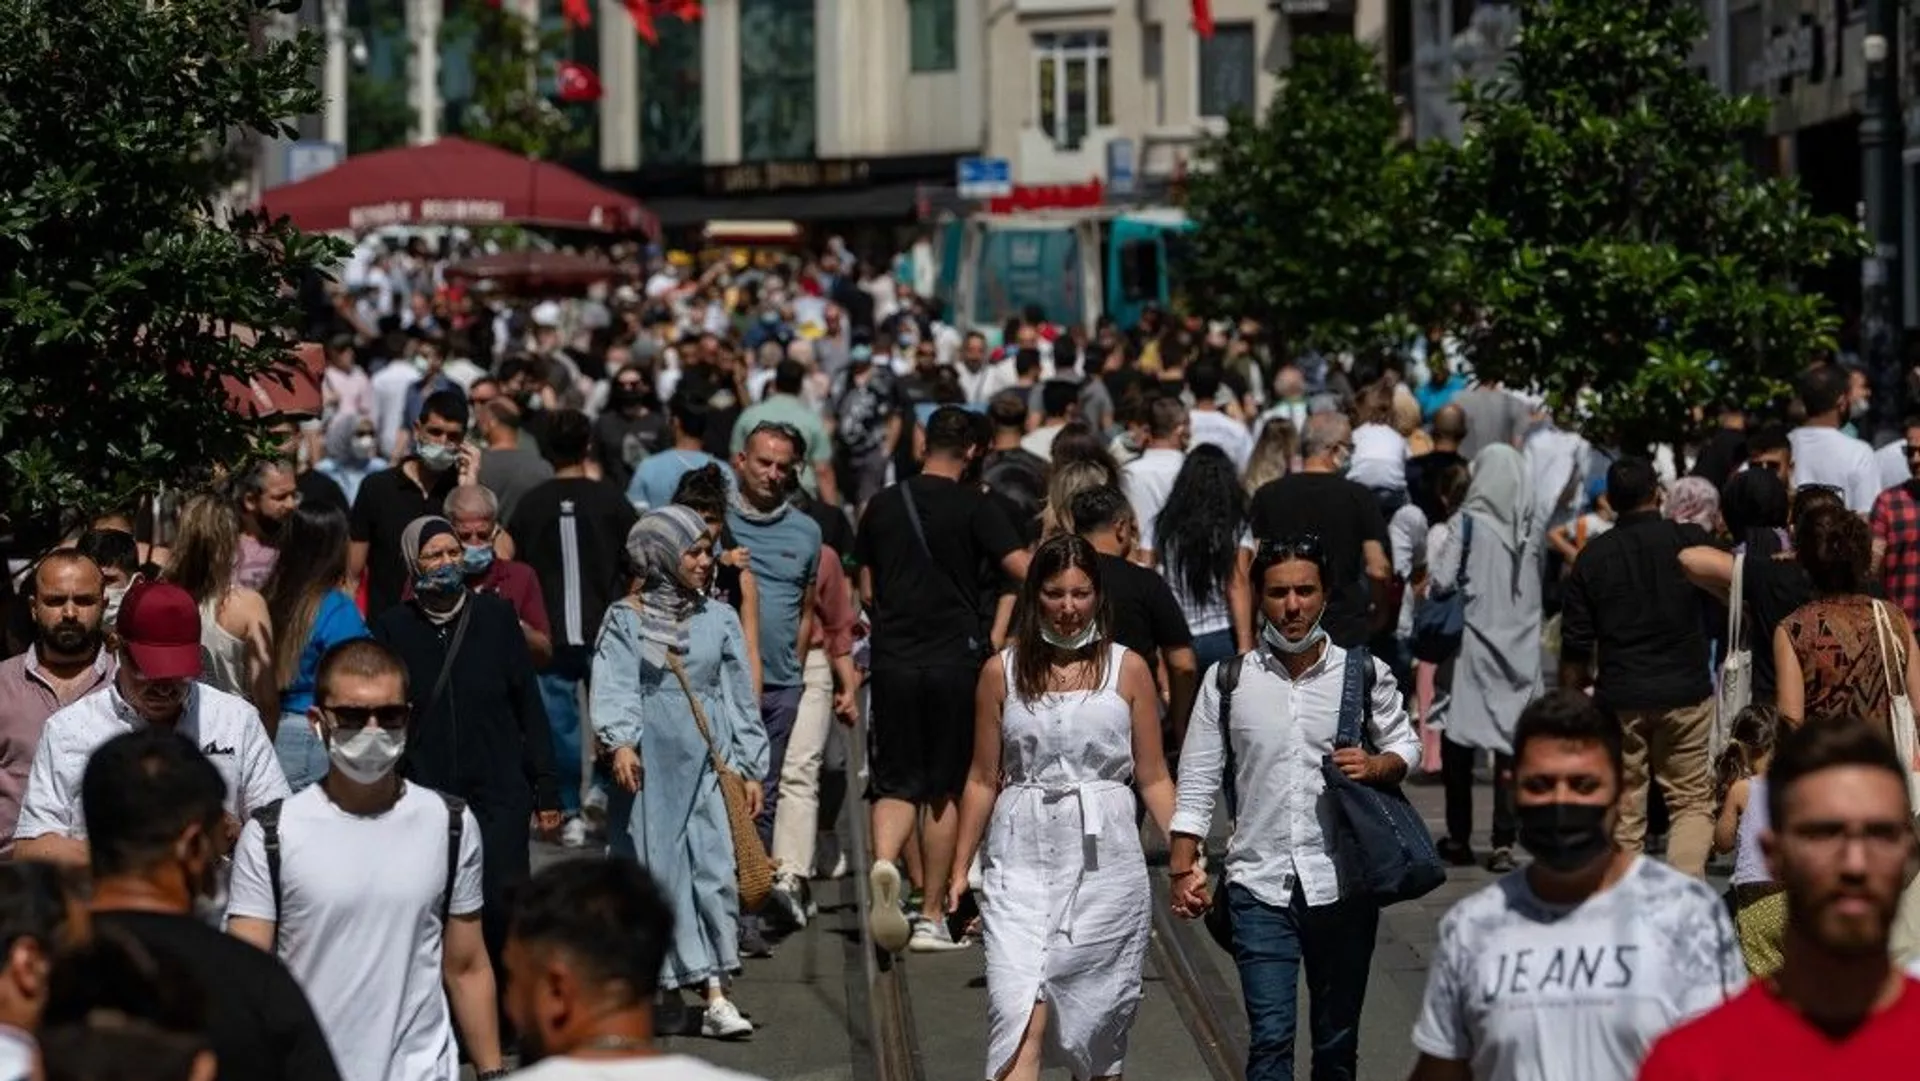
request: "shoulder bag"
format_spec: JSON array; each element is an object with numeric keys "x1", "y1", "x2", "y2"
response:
[
  {"x1": 1411, "y1": 516, "x2": 1473, "y2": 664},
  {"x1": 1869, "y1": 600, "x2": 1920, "y2": 813},
  {"x1": 1319, "y1": 647, "x2": 1447, "y2": 906},
  {"x1": 665, "y1": 651, "x2": 775, "y2": 914},
  {"x1": 1713, "y1": 552, "x2": 1751, "y2": 764}
]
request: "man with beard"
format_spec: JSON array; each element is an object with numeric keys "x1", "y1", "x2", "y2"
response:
[
  {"x1": 234, "y1": 458, "x2": 301, "y2": 590},
  {"x1": 1407, "y1": 691, "x2": 1743, "y2": 1081},
  {"x1": 0, "y1": 552, "x2": 116, "y2": 853},
  {"x1": 1638, "y1": 717, "x2": 1920, "y2": 1077}
]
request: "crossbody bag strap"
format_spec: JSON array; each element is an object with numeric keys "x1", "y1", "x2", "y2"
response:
[
  {"x1": 665, "y1": 651, "x2": 732, "y2": 777},
  {"x1": 1455, "y1": 515, "x2": 1473, "y2": 590},
  {"x1": 1726, "y1": 552, "x2": 1745, "y2": 654},
  {"x1": 1873, "y1": 600, "x2": 1905, "y2": 702},
  {"x1": 898, "y1": 480, "x2": 980, "y2": 614},
  {"x1": 424, "y1": 603, "x2": 474, "y2": 721},
  {"x1": 252, "y1": 799, "x2": 286, "y2": 952},
  {"x1": 440, "y1": 793, "x2": 466, "y2": 926}
]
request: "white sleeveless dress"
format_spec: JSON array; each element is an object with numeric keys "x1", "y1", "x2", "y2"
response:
[{"x1": 979, "y1": 644, "x2": 1149, "y2": 1080}]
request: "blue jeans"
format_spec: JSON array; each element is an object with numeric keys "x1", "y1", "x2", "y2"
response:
[
  {"x1": 274, "y1": 713, "x2": 329, "y2": 792},
  {"x1": 756, "y1": 685, "x2": 803, "y2": 852},
  {"x1": 1193, "y1": 629, "x2": 1238, "y2": 677},
  {"x1": 539, "y1": 648, "x2": 592, "y2": 815},
  {"x1": 1228, "y1": 883, "x2": 1380, "y2": 1081}
]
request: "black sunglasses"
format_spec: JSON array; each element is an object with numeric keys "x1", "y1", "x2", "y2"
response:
[
  {"x1": 318, "y1": 704, "x2": 411, "y2": 730},
  {"x1": 1256, "y1": 533, "x2": 1326, "y2": 564}
]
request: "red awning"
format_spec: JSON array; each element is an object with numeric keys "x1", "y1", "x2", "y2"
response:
[
  {"x1": 259, "y1": 137, "x2": 658, "y2": 237},
  {"x1": 220, "y1": 341, "x2": 325, "y2": 420},
  {"x1": 444, "y1": 251, "x2": 627, "y2": 294}
]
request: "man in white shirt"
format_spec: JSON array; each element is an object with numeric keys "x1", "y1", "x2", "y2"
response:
[
  {"x1": 1169, "y1": 538, "x2": 1420, "y2": 1081},
  {"x1": 1406, "y1": 691, "x2": 1744, "y2": 1081},
  {"x1": 1790, "y1": 364, "x2": 1882, "y2": 513},
  {"x1": 1186, "y1": 363, "x2": 1253, "y2": 473},
  {"x1": 228, "y1": 639, "x2": 504, "y2": 1081},
  {"x1": 15, "y1": 581, "x2": 289, "y2": 865},
  {"x1": 501, "y1": 861, "x2": 768, "y2": 1080},
  {"x1": 954, "y1": 330, "x2": 1017, "y2": 405},
  {"x1": 1121, "y1": 398, "x2": 1190, "y2": 562}
]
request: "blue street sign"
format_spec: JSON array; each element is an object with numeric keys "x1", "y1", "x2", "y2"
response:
[
  {"x1": 286, "y1": 140, "x2": 344, "y2": 185},
  {"x1": 1106, "y1": 138, "x2": 1136, "y2": 197},
  {"x1": 957, "y1": 156, "x2": 1013, "y2": 199}
]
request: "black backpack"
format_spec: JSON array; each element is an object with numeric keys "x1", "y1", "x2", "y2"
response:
[{"x1": 251, "y1": 790, "x2": 467, "y2": 950}]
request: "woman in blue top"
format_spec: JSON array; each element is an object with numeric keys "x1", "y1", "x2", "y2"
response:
[{"x1": 263, "y1": 502, "x2": 370, "y2": 789}]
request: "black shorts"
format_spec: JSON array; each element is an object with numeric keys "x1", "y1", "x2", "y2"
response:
[{"x1": 865, "y1": 664, "x2": 980, "y2": 803}]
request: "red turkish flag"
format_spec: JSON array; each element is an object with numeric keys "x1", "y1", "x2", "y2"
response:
[
  {"x1": 555, "y1": 59, "x2": 604, "y2": 102},
  {"x1": 561, "y1": 0, "x2": 592, "y2": 27},
  {"x1": 621, "y1": 0, "x2": 658, "y2": 43},
  {"x1": 621, "y1": 0, "x2": 702, "y2": 44},
  {"x1": 1191, "y1": 0, "x2": 1214, "y2": 37}
]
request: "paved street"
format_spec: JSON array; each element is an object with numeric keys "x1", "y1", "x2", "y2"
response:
[{"x1": 602, "y1": 765, "x2": 1530, "y2": 1081}]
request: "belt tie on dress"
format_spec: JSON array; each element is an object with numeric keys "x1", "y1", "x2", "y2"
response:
[{"x1": 1002, "y1": 779, "x2": 1130, "y2": 942}]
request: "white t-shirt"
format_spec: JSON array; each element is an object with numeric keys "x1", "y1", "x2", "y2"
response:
[
  {"x1": 1790, "y1": 425, "x2": 1882, "y2": 513},
  {"x1": 1187, "y1": 408, "x2": 1253, "y2": 473},
  {"x1": 1412, "y1": 856, "x2": 1745, "y2": 1081},
  {"x1": 227, "y1": 782, "x2": 484, "y2": 1081},
  {"x1": 1122, "y1": 447, "x2": 1187, "y2": 554},
  {"x1": 1348, "y1": 423, "x2": 1410, "y2": 491},
  {"x1": 1876, "y1": 438, "x2": 1911, "y2": 493},
  {"x1": 1389, "y1": 503, "x2": 1430, "y2": 639},
  {"x1": 17, "y1": 683, "x2": 289, "y2": 840},
  {"x1": 511, "y1": 1055, "x2": 768, "y2": 1080}
]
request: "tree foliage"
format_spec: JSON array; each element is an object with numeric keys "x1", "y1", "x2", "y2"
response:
[
  {"x1": 0, "y1": 0, "x2": 348, "y2": 531},
  {"x1": 1433, "y1": 0, "x2": 1863, "y2": 450},
  {"x1": 445, "y1": 1, "x2": 588, "y2": 161},
  {"x1": 347, "y1": 9, "x2": 414, "y2": 156},
  {"x1": 1181, "y1": 35, "x2": 1445, "y2": 356}
]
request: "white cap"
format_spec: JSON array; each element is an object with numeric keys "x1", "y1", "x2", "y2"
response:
[{"x1": 531, "y1": 300, "x2": 563, "y2": 328}]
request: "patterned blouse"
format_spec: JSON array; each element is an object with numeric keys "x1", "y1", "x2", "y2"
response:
[{"x1": 1782, "y1": 594, "x2": 1911, "y2": 732}]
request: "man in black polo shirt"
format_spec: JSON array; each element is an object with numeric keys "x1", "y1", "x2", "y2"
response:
[
  {"x1": 1070, "y1": 485, "x2": 1198, "y2": 746},
  {"x1": 350, "y1": 389, "x2": 470, "y2": 618},
  {"x1": 1560, "y1": 456, "x2": 1717, "y2": 878},
  {"x1": 1245, "y1": 412, "x2": 1391, "y2": 649}
]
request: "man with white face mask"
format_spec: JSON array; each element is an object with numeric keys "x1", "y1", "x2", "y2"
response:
[
  {"x1": 227, "y1": 638, "x2": 505, "y2": 1081},
  {"x1": 1170, "y1": 538, "x2": 1419, "y2": 1081}
]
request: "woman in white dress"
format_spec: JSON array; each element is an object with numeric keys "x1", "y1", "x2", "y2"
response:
[{"x1": 947, "y1": 533, "x2": 1177, "y2": 1081}]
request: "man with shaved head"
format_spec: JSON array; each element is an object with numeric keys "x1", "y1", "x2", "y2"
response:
[
  {"x1": 1407, "y1": 403, "x2": 1470, "y2": 524},
  {"x1": 0, "y1": 551, "x2": 116, "y2": 851}
]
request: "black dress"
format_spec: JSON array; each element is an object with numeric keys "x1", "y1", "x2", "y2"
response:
[{"x1": 372, "y1": 592, "x2": 558, "y2": 973}]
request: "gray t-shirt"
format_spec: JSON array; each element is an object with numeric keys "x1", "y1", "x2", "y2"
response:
[
  {"x1": 1412, "y1": 856, "x2": 1745, "y2": 1081},
  {"x1": 478, "y1": 447, "x2": 555, "y2": 525},
  {"x1": 1455, "y1": 387, "x2": 1533, "y2": 460}
]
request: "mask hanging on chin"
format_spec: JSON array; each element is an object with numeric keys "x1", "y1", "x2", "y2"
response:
[
  {"x1": 1262, "y1": 615, "x2": 1326, "y2": 654},
  {"x1": 1040, "y1": 620, "x2": 1100, "y2": 651}
]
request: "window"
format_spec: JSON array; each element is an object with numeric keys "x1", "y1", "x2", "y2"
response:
[
  {"x1": 1032, "y1": 32, "x2": 1110, "y2": 150},
  {"x1": 909, "y1": 0, "x2": 957, "y2": 72},
  {"x1": 1198, "y1": 21, "x2": 1257, "y2": 117},
  {"x1": 739, "y1": 0, "x2": 816, "y2": 161},
  {"x1": 640, "y1": 14, "x2": 703, "y2": 165}
]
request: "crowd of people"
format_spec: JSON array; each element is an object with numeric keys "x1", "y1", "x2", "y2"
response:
[{"x1": 3, "y1": 231, "x2": 1920, "y2": 1081}]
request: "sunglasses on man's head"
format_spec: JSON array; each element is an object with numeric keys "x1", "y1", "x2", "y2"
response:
[{"x1": 1257, "y1": 534, "x2": 1325, "y2": 564}]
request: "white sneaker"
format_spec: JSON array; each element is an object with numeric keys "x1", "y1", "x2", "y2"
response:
[
  {"x1": 867, "y1": 859, "x2": 912, "y2": 952},
  {"x1": 559, "y1": 816, "x2": 590, "y2": 849},
  {"x1": 908, "y1": 917, "x2": 968, "y2": 953},
  {"x1": 702, "y1": 998, "x2": 754, "y2": 1040},
  {"x1": 770, "y1": 872, "x2": 809, "y2": 930}
]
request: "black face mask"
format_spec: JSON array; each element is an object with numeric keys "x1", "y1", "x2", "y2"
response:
[{"x1": 1517, "y1": 802, "x2": 1613, "y2": 873}]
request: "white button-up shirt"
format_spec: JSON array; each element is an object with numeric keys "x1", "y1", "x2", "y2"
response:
[
  {"x1": 1172, "y1": 643, "x2": 1420, "y2": 909},
  {"x1": 17, "y1": 682, "x2": 290, "y2": 841}
]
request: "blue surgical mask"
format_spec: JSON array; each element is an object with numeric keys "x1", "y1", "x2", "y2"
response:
[
  {"x1": 1262, "y1": 615, "x2": 1326, "y2": 655},
  {"x1": 460, "y1": 544, "x2": 495, "y2": 576},
  {"x1": 1040, "y1": 620, "x2": 1099, "y2": 651},
  {"x1": 415, "y1": 563, "x2": 465, "y2": 596}
]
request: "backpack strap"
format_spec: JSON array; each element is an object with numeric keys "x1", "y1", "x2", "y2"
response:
[
  {"x1": 439, "y1": 793, "x2": 467, "y2": 926},
  {"x1": 1217, "y1": 654, "x2": 1244, "y2": 818},
  {"x1": 251, "y1": 799, "x2": 286, "y2": 951}
]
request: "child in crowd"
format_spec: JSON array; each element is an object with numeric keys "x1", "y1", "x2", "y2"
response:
[
  {"x1": 1712, "y1": 703, "x2": 1784, "y2": 977},
  {"x1": 1547, "y1": 491, "x2": 1614, "y2": 565}
]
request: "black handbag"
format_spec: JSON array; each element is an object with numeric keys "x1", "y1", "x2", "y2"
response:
[
  {"x1": 1320, "y1": 647, "x2": 1447, "y2": 906},
  {"x1": 1411, "y1": 514, "x2": 1472, "y2": 663}
]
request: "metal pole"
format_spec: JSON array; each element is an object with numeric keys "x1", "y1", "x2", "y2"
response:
[
  {"x1": 1862, "y1": 0, "x2": 1902, "y2": 431},
  {"x1": 322, "y1": 0, "x2": 348, "y2": 150}
]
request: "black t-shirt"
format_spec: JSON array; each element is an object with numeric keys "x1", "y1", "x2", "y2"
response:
[
  {"x1": 1744, "y1": 550, "x2": 1814, "y2": 699},
  {"x1": 1099, "y1": 553, "x2": 1192, "y2": 661},
  {"x1": 295, "y1": 469, "x2": 349, "y2": 517},
  {"x1": 674, "y1": 366, "x2": 744, "y2": 460},
  {"x1": 349, "y1": 462, "x2": 460, "y2": 619},
  {"x1": 856, "y1": 475, "x2": 1024, "y2": 670},
  {"x1": 1248, "y1": 473, "x2": 1389, "y2": 648},
  {"x1": 798, "y1": 495, "x2": 856, "y2": 566},
  {"x1": 508, "y1": 477, "x2": 640, "y2": 655},
  {"x1": 93, "y1": 910, "x2": 341, "y2": 1081},
  {"x1": 981, "y1": 448, "x2": 1049, "y2": 546},
  {"x1": 1405, "y1": 449, "x2": 1467, "y2": 523},
  {"x1": 592, "y1": 410, "x2": 666, "y2": 494}
]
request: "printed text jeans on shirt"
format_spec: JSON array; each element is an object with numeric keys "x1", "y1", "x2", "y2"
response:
[
  {"x1": 1228, "y1": 882, "x2": 1379, "y2": 1081},
  {"x1": 538, "y1": 646, "x2": 593, "y2": 816},
  {"x1": 773, "y1": 651, "x2": 833, "y2": 878}
]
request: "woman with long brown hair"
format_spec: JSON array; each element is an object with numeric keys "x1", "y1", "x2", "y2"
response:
[
  {"x1": 163, "y1": 493, "x2": 275, "y2": 722},
  {"x1": 260, "y1": 502, "x2": 367, "y2": 788},
  {"x1": 948, "y1": 534, "x2": 1175, "y2": 1081}
]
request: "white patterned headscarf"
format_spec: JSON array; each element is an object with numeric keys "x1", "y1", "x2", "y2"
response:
[{"x1": 624, "y1": 506, "x2": 708, "y2": 667}]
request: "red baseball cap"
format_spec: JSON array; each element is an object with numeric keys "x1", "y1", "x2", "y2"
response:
[{"x1": 115, "y1": 581, "x2": 204, "y2": 681}]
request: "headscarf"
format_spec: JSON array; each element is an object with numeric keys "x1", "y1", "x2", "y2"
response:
[
  {"x1": 401, "y1": 515, "x2": 467, "y2": 624},
  {"x1": 1665, "y1": 476, "x2": 1721, "y2": 532},
  {"x1": 1463, "y1": 444, "x2": 1532, "y2": 554},
  {"x1": 625, "y1": 506, "x2": 707, "y2": 667},
  {"x1": 324, "y1": 410, "x2": 373, "y2": 466}
]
